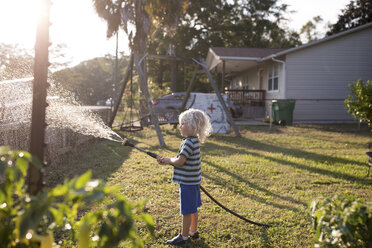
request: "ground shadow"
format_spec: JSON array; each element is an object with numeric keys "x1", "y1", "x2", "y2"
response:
[
  {"x1": 44, "y1": 138, "x2": 132, "y2": 187},
  {"x1": 202, "y1": 161, "x2": 306, "y2": 213},
  {"x1": 187, "y1": 239, "x2": 211, "y2": 248},
  {"x1": 292, "y1": 123, "x2": 371, "y2": 136},
  {"x1": 259, "y1": 227, "x2": 272, "y2": 247},
  {"x1": 206, "y1": 137, "x2": 371, "y2": 186}
]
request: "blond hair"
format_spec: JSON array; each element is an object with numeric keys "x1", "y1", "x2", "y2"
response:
[{"x1": 179, "y1": 108, "x2": 212, "y2": 143}]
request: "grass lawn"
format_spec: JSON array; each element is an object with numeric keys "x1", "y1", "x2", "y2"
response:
[{"x1": 45, "y1": 124, "x2": 372, "y2": 247}]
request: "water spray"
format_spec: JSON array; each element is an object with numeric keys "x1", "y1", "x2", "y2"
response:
[{"x1": 121, "y1": 138, "x2": 272, "y2": 227}]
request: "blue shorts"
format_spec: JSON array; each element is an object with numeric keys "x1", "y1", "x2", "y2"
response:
[{"x1": 179, "y1": 184, "x2": 202, "y2": 215}]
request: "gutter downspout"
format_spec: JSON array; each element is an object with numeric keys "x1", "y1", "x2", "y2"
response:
[{"x1": 272, "y1": 57, "x2": 286, "y2": 99}]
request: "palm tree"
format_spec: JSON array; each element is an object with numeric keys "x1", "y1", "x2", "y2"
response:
[{"x1": 92, "y1": 0, "x2": 186, "y2": 55}]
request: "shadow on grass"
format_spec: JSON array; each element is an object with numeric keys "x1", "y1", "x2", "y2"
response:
[
  {"x1": 188, "y1": 239, "x2": 211, "y2": 248},
  {"x1": 207, "y1": 137, "x2": 371, "y2": 186},
  {"x1": 293, "y1": 123, "x2": 371, "y2": 136},
  {"x1": 202, "y1": 161, "x2": 306, "y2": 212},
  {"x1": 45, "y1": 139, "x2": 132, "y2": 187},
  {"x1": 260, "y1": 228, "x2": 272, "y2": 247}
]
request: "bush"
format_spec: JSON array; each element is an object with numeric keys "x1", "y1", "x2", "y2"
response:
[
  {"x1": 344, "y1": 79, "x2": 372, "y2": 128},
  {"x1": 310, "y1": 195, "x2": 372, "y2": 247},
  {"x1": 0, "y1": 146, "x2": 154, "y2": 247}
]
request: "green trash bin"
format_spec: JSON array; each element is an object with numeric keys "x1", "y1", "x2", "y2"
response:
[{"x1": 271, "y1": 99, "x2": 296, "y2": 125}]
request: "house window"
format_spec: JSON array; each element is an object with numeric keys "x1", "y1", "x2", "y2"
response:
[{"x1": 268, "y1": 64, "x2": 279, "y2": 92}]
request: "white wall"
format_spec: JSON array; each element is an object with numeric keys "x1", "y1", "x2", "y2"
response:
[{"x1": 285, "y1": 26, "x2": 372, "y2": 122}]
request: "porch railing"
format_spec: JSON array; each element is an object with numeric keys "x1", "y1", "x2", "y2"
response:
[{"x1": 225, "y1": 89, "x2": 265, "y2": 106}]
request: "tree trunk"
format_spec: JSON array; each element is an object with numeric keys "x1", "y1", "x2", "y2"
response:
[
  {"x1": 27, "y1": 0, "x2": 51, "y2": 195},
  {"x1": 133, "y1": 0, "x2": 149, "y2": 56}
]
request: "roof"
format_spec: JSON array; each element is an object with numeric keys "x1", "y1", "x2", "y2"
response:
[
  {"x1": 262, "y1": 22, "x2": 372, "y2": 61},
  {"x1": 211, "y1": 47, "x2": 286, "y2": 59},
  {"x1": 206, "y1": 47, "x2": 286, "y2": 74},
  {"x1": 206, "y1": 22, "x2": 372, "y2": 74}
]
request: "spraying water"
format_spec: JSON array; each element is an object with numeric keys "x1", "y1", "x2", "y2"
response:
[{"x1": 0, "y1": 77, "x2": 123, "y2": 144}]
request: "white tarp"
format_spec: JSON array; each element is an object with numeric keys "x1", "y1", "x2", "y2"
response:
[{"x1": 187, "y1": 93, "x2": 230, "y2": 134}]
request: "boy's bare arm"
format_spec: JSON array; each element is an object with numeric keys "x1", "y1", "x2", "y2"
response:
[{"x1": 157, "y1": 155, "x2": 186, "y2": 167}]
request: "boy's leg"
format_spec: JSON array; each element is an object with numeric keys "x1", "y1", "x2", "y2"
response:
[
  {"x1": 166, "y1": 214, "x2": 191, "y2": 245},
  {"x1": 181, "y1": 214, "x2": 192, "y2": 237},
  {"x1": 189, "y1": 212, "x2": 198, "y2": 233}
]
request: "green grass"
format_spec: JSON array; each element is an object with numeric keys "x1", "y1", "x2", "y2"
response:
[{"x1": 45, "y1": 124, "x2": 372, "y2": 247}]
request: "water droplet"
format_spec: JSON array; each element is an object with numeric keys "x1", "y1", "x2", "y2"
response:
[{"x1": 1, "y1": 78, "x2": 123, "y2": 153}]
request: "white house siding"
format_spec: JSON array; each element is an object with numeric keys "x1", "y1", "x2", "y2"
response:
[{"x1": 285, "y1": 27, "x2": 372, "y2": 123}]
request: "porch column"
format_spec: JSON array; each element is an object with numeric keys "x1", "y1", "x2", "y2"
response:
[{"x1": 221, "y1": 60, "x2": 225, "y2": 93}]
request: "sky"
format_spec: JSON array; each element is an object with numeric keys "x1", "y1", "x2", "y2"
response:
[{"x1": 0, "y1": 0, "x2": 350, "y2": 67}]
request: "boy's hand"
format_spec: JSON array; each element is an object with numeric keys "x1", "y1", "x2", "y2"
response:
[
  {"x1": 157, "y1": 156, "x2": 167, "y2": 165},
  {"x1": 156, "y1": 156, "x2": 162, "y2": 164},
  {"x1": 159, "y1": 157, "x2": 172, "y2": 165}
]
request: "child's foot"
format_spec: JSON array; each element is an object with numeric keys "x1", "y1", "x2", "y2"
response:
[
  {"x1": 189, "y1": 232, "x2": 201, "y2": 240},
  {"x1": 166, "y1": 234, "x2": 188, "y2": 245}
]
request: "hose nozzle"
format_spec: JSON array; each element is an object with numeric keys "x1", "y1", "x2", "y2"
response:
[
  {"x1": 122, "y1": 138, "x2": 134, "y2": 147},
  {"x1": 121, "y1": 138, "x2": 158, "y2": 159}
]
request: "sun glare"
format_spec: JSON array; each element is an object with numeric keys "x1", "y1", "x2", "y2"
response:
[
  {"x1": 0, "y1": 0, "x2": 44, "y2": 47},
  {"x1": 0, "y1": 0, "x2": 130, "y2": 65}
]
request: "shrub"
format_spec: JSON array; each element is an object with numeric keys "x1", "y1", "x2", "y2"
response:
[
  {"x1": 0, "y1": 146, "x2": 154, "y2": 247},
  {"x1": 310, "y1": 195, "x2": 372, "y2": 247},
  {"x1": 344, "y1": 79, "x2": 372, "y2": 128}
]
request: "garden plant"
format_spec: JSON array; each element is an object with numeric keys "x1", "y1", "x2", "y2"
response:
[{"x1": 0, "y1": 146, "x2": 154, "y2": 247}]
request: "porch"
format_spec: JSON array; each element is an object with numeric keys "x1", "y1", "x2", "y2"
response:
[{"x1": 225, "y1": 89, "x2": 266, "y2": 119}]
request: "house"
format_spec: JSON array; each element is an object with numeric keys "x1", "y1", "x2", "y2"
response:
[{"x1": 206, "y1": 22, "x2": 372, "y2": 123}]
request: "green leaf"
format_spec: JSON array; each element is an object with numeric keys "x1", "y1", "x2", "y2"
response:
[
  {"x1": 51, "y1": 184, "x2": 68, "y2": 197},
  {"x1": 76, "y1": 170, "x2": 92, "y2": 189},
  {"x1": 141, "y1": 213, "x2": 155, "y2": 235},
  {"x1": 15, "y1": 157, "x2": 28, "y2": 175},
  {"x1": 49, "y1": 207, "x2": 63, "y2": 226}
]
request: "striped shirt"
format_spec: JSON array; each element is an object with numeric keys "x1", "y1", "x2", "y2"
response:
[{"x1": 172, "y1": 136, "x2": 201, "y2": 185}]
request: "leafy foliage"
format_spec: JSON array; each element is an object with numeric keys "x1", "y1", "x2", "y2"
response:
[
  {"x1": 148, "y1": 0, "x2": 301, "y2": 59},
  {"x1": 146, "y1": 0, "x2": 301, "y2": 91},
  {"x1": 0, "y1": 146, "x2": 153, "y2": 247},
  {"x1": 52, "y1": 55, "x2": 129, "y2": 105},
  {"x1": 310, "y1": 195, "x2": 372, "y2": 247},
  {"x1": 327, "y1": 0, "x2": 372, "y2": 36},
  {"x1": 300, "y1": 16, "x2": 324, "y2": 43},
  {"x1": 92, "y1": 0, "x2": 187, "y2": 53},
  {"x1": 344, "y1": 79, "x2": 372, "y2": 128}
]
